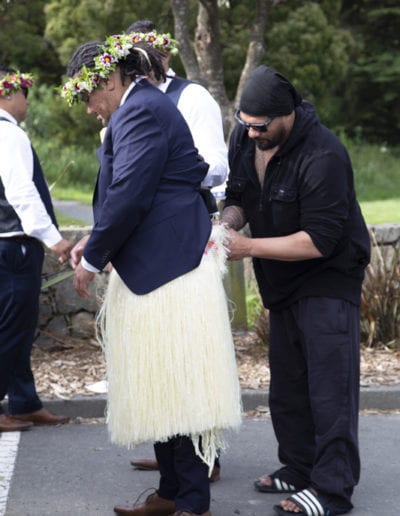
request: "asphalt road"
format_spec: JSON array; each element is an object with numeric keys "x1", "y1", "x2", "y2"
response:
[
  {"x1": 3, "y1": 415, "x2": 400, "y2": 516},
  {"x1": 53, "y1": 200, "x2": 93, "y2": 225}
]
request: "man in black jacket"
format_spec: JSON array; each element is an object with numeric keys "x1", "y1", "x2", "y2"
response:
[{"x1": 221, "y1": 65, "x2": 370, "y2": 516}]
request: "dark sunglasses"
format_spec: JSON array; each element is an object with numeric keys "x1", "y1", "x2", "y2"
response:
[{"x1": 234, "y1": 110, "x2": 274, "y2": 132}]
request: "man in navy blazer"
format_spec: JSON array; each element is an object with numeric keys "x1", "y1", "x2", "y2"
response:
[
  {"x1": 69, "y1": 65, "x2": 210, "y2": 296},
  {"x1": 63, "y1": 37, "x2": 242, "y2": 516},
  {"x1": 82, "y1": 76, "x2": 210, "y2": 294}
]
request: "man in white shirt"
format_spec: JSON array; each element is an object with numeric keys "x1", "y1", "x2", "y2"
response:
[
  {"x1": 127, "y1": 20, "x2": 228, "y2": 216},
  {"x1": 125, "y1": 20, "x2": 227, "y2": 481},
  {"x1": 0, "y1": 66, "x2": 72, "y2": 432}
]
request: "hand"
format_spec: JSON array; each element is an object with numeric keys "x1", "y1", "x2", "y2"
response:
[
  {"x1": 226, "y1": 228, "x2": 253, "y2": 260},
  {"x1": 50, "y1": 238, "x2": 73, "y2": 264},
  {"x1": 73, "y1": 262, "x2": 95, "y2": 298},
  {"x1": 70, "y1": 234, "x2": 90, "y2": 269}
]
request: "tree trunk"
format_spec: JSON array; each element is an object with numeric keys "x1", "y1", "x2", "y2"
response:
[
  {"x1": 169, "y1": 0, "x2": 281, "y2": 136},
  {"x1": 233, "y1": 0, "x2": 273, "y2": 113},
  {"x1": 170, "y1": 0, "x2": 202, "y2": 83},
  {"x1": 194, "y1": 0, "x2": 232, "y2": 133}
]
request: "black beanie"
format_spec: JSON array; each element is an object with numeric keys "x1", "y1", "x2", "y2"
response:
[{"x1": 239, "y1": 65, "x2": 302, "y2": 117}]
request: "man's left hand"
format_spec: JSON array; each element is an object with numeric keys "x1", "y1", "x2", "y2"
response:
[
  {"x1": 73, "y1": 262, "x2": 95, "y2": 298},
  {"x1": 226, "y1": 228, "x2": 253, "y2": 260}
]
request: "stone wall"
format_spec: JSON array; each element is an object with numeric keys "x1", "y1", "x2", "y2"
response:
[
  {"x1": 38, "y1": 227, "x2": 108, "y2": 348},
  {"x1": 369, "y1": 223, "x2": 400, "y2": 264},
  {"x1": 36, "y1": 223, "x2": 400, "y2": 346}
]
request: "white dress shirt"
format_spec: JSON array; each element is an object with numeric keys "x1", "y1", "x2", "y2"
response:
[
  {"x1": 0, "y1": 108, "x2": 62, "y2": 247},
  {"x1": 159, "y1": 69, "x2": 228, "y2": 189}
]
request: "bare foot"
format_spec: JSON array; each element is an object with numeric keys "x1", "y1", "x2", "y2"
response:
[
  {"x1": 278, "y1": 488, "x2": 318, "y2": 513},
  {"x1": 256, "y1": 473, "x2": 273, "y2": 486},
  {"x1": 279, "y1": 498, "x2": 302, "y2": 513}
]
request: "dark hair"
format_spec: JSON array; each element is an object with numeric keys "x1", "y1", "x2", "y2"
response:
[
  {"x1": 126, "y1": 19, "x2": 158, "y2": 34},
  {"x1": 122, "y1": 42, "x2": 166, "y2": 83},
  {"x1": 0, "y1": 65, "x2": 17, "y2": 79},
  {"x1": 66, "y1": 41, "x2": 103, "y2": 77},
  {"x1": 66, "y1": 40, "x2": 166, "y2": 84}
]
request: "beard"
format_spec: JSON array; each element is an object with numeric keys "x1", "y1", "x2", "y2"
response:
[
  {"x1": 253, "y1": 125, "x2": 289, "y2": 151},
  {"x1": 255, "y1": 139, "x2": 279, "y2": 151}
]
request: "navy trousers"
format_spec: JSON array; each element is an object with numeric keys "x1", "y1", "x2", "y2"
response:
[
  {"x1": 0, "y1": 237, "x2": 44, "y2": 415},
  {"x1": 154, "y1": 436, "x2": 210, "y2": 513},
  {"x1": 268, "y1": 297, "x2": 360, "y2": 507}
]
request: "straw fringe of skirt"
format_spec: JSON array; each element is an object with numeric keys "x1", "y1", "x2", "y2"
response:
[{"x1": 97, "y1": 225, "x2": 242, "y2": 468}]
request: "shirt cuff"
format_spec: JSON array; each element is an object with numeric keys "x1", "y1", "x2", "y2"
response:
[
  {"x1": 82, "y1": 256, "x2": 101, "y2": 273},
  {"x1": 39, "y1": 226, "x2": 64, "y2": 248}
]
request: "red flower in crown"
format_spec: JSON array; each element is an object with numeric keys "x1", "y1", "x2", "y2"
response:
[
  {"x1": 162, "y1": 37, "x2": 171, "y2": 48},
  {"x1": 2, "y1": 80, "x2": 13, "y2": 90},
  {"x1": 20, "y1": 77, "x2": 33, "y2": 88}
]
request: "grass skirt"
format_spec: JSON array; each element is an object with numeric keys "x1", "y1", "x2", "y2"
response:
[{"x1": 98, "y1": 225, "x2": 242, "y2": 469}]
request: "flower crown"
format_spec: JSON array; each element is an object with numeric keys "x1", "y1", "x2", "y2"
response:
[
  {"x1": 0, "y1": 71, "x2": 34, "y2": 97},
  {"x1": 61, "y1": 31, "x2": 179, "y2": 106}
]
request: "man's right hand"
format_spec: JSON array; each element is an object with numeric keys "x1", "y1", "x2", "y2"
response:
[{"x1": 50, "y1": 238, "x2": 73, "y2": 264}]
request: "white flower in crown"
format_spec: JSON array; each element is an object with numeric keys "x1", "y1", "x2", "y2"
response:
[{"x1": 61, "y1": 30, "x2": 179, "y2": 106}]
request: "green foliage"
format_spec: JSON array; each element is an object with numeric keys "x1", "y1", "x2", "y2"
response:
[
  {"x1": 359, "y1": 200, "x2": 400, "y2": 225},
  {"x1": 266, "y1": 2, "x2": 356, "y2": 126},
  {"x1": 0, "y1": 0, "x2": 63, "y2": 82},
  {"x1": 26, "y1": 83, "x2": 100, "y2": 148},
  {"x1": 33, "y1": 139, "x2": 99, "y2": 190},
  {"x1": 219, "y1": 0, "x2": 257, "y2": 100},
  {"x1": 343, "y1": 138, "x2": 400, "y2": 202},
  {"x1": 3, "y1": 0, "x2": 400, "y2": 153},
  {"x1": 44, "y1": 0, "x2": 174, "y2": 66},
  {"x1": 245, "y1": 282, "x2": 262, "y2": 330},
  {"x1": 340, "y1": 0, "x2": 400, "y2": 144},
  {"x1": 25, "y1": 85, "x2": 100, "y2": 189}
]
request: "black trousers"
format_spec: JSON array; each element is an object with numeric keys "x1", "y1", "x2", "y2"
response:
[
  {"x1": 0, "y1": 237, "x2": 44, "y2": 415},
  {"x1": 268, "y1": 297, "x2": 360, "y2": 506},
  {"x1": 154, "y1": 436, "x2": 210, "y2": 513}
]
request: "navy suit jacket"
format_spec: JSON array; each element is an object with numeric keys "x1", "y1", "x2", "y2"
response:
[{"x1": 84, "y1": 79, "x2": 211, "y2": 294}]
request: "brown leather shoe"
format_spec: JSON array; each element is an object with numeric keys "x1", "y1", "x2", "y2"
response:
[
  {"x1": 130, "y1": 458, "x2": 221, "y2": 483},
  {"x1": 0, "y1": 413, "x2": 33, "y2": 432},
  {"x1": 130, "y1": 458, "x2": 159, "y2": 471},
  {"x1": 114, "y1": 493, "x2": 175, "y2": 515},
  {"x1": 10, "y1": 408, "x2": 70, "y2": 426}
]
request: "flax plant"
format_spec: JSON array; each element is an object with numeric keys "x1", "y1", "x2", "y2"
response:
[{"x1": 361, "y1": 231, "x2": 400, "y2": 348}]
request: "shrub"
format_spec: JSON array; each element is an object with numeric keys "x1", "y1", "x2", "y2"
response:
[
  {"x1": 34, "y1": 140, "x2": 98, "y2": 189},
  {"x1": 361, "y1": 232, "x2": 400, "y2": 349},
  {"x1": 254, "y1": 307, "x2": 270, "y2": 347}
]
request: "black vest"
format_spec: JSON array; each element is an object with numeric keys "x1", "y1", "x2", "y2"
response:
[
  {"x1": 165, "y1": 76, "x2": 191, "y2": 105},
  {"x1": 165, "y1": 77, "x2": 219, "y2": 215},
  {"x1": 0, "y1": 117, "x2": 57, "y2": 233}
]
